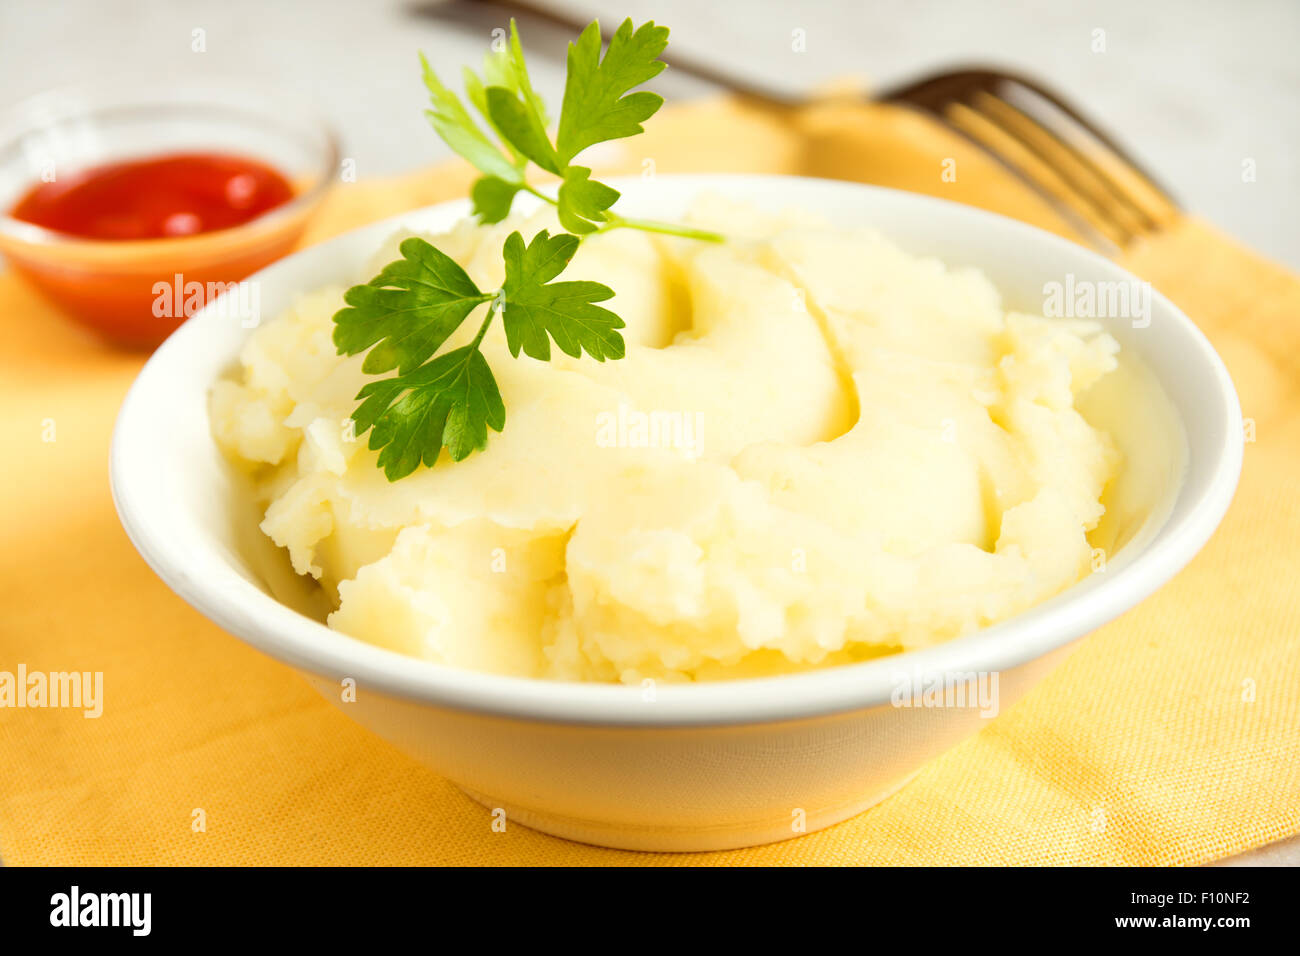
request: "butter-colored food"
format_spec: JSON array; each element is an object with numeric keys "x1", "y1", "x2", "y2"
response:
[{"x1": 212, "y1": 198, "x2": 1121, "y2": 682}]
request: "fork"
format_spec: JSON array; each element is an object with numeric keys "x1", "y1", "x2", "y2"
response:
[
  {"x1": 452, "y1": 0, "x2": 1182, "y2": 255},
  {"x1": 879, "y1": 69, "x2": 1181, "y2": 254}
]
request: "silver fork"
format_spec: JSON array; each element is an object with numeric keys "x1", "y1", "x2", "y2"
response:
[
  {"x1": 880, "y1": 69, "x2": 1181, "y2": 255},
  {"x1": 449, "y1": 0, "x2": 1183, "y2": 255}
]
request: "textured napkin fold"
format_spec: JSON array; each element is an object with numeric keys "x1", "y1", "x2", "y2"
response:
[{"x1": 1, "y1": 96, "x2": 1296, "y2": 866}]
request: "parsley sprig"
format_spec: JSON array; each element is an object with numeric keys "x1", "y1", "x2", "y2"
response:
[{"x1": 333, "y1": 18, "x2": 721, "y2": 480}]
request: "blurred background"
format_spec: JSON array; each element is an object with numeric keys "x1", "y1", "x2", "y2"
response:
[{"x1": 3, "y1": 0, "x2": 1295, "y2": 266}]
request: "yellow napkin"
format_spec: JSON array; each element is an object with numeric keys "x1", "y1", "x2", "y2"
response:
[{"x1": 1, "y1": 97, "x2": 1296, "y2": 866}]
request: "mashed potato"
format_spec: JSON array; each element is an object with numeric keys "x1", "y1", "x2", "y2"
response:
[{"x1": 212, "y1": 197, "x2": 1121, "y2": 682}]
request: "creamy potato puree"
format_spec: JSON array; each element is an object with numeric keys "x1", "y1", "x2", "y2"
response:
[{"x1": 211, "y1": 198, "x2": 1122, "y2": 682}]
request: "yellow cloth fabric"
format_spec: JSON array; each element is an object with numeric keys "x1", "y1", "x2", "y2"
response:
[{"x1": 1, "y1": 98, "x2": 1296, "y2": 866}]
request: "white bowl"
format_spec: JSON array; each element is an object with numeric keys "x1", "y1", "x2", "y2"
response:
[{"x1": 111, "y1": 175, "x2": 1242, "y2": 852}]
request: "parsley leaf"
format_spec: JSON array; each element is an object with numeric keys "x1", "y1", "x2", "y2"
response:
[
  {"x1": 475, "y1": 21, "x2": 559, "y2": 175},
  {"x1": 470, "y1": 176, "x2": 523, "y2": 224},
  {"x1": 333, "y1": 238, "x2": 492, "y2": 375},
  {"x1": 485, "y1": 86, "x2": 560, "y2": 174},
  {"x1": 352, "y1": 343, "x2": 506, "y2": 479},
  {"x1": 555, "y1": 19, "x2": 669, "y2": 165},
  {"x1": 420, "y1": 55, "x2": 520, "y2": 185},
  {"x1": 336, "y1": 18, "x2": 721, "y2": 480},
  {"x1": 503, "y1": 20, "x2": 552, "y2": 135},
  {"x1": 420, "y1": 17, "x2": 712, "y2": 239},
  {"x1": 557, "y1": 166, "x2": 620, "y2": 234},
  {"x1": 460, "y1": 27, "x2": 552, "y2": 187},
  {"x1": 468, "y1": 26, "x2": 551, "y2": 130},
  {"x1": 501, "y1": 230, "x2": 624, "y2": 361},
  {"x1": 463, "y1": 71, "x2": 526, "y2": 177},
  {"x1": 335, "y1": 230, "x2": 622, "y2": 479}
]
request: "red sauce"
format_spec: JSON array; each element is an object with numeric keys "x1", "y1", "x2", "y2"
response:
[
  {"x1": 10, "y1": 152, "x2": 295, "y2": 240},
  {"x1": 4, "y1": 151, "x2": 308, "y2": 348}
]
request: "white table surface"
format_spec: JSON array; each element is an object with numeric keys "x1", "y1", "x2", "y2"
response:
[{"x1": 0, "y1": 0, "x2": 1293, "y2": 865}]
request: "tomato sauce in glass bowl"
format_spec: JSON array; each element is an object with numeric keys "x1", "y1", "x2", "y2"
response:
[
  {"x1": 11, "y1": 152, "x2": 296, "y2": 241},
  {"x1": 0, "y1": 85, "x2": 338, "y2": 348}
]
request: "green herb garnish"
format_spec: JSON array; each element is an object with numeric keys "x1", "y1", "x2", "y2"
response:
[{"x1": 333, "y1": 17, "x2": 722, "y2": 480}]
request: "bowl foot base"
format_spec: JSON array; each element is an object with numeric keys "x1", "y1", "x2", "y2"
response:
[{"x1": 455, "y1": 774, "x2": 917, "y2": 853}]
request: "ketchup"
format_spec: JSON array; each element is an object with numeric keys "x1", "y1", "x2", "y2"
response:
[
  {"x1": 10, "y1": 152, "x2": 294, "y2": 240},
  {"x1": 4, "y1": 152, "x2": 307, "y2": 348}
]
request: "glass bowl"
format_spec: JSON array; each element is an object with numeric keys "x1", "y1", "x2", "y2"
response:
[{"x1": 0, "y1": 80, "x2": 339, "y2": 348}]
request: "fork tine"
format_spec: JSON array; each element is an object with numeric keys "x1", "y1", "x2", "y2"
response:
[
  {"x1": 969, "y1": 90, "x2": 1163, "y2": 238},
  {"x1": 883, "y1": 69, "x2": 1181, "y2": 253},
  {"x1": 943, "y1": 101, "x2": 1131, "y2": 250},
  {"x1": 987, "y1": 80, "x2": 1181, "y2": 229},
  {"x1": 989, "y1": 74, "x2": 1181, "y2": 224}
]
